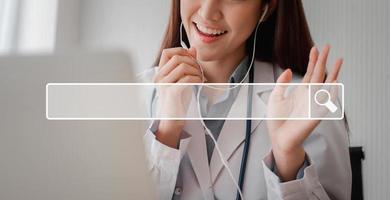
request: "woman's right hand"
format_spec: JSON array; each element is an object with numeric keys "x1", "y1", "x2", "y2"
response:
[{"x1": 153, "y1": 47, "x2": 203, "y2": 149}]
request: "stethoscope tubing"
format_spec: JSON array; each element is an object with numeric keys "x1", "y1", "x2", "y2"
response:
[{"x1": 236, "y1": 65, "x2": 254, "y2": 200}]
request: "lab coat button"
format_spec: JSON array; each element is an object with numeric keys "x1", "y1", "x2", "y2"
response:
[{"x1": 174, "y1": 187, "x2": 182, "y2": 195}]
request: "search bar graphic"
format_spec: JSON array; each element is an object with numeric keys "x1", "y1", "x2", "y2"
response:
[
  {"x1": 314, "y1": 89, "x2": 338, "y2": 113},
  {"x1": 46, "y1": 83, "x2": 344, "y2": 120}
]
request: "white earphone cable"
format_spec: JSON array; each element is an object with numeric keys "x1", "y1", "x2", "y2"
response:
[{"x1": 181, "y1": 5, "x2": 269, "y2": 200}]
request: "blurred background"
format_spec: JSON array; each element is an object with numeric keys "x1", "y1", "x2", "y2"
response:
[{"x1": 0, "y1": 0, "x2": 389, "y2": 199}]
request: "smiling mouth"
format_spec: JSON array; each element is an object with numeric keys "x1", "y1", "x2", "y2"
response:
[{"x1": 193, "y1": 22, "x2": 228, "y2": 37}]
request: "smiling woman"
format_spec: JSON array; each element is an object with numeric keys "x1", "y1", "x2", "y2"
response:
[{"x1": 143, "y1": 0, "x2": 351, "y2": 199}]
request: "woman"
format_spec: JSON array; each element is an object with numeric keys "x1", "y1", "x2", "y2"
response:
[{"x1": 142, "y1": 0, "x2": 351, "y2": 199}]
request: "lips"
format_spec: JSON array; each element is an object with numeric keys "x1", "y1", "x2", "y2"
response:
[
  {"x1": 194, "y1": 22, "x2": 227, "y2": 36},
  {"x1": 193, "y1": 22, "x2": 227, "y2": 43}
]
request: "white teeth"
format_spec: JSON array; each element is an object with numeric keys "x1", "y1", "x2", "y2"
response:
[{"x1": 196, "y1": 23, "x2": 226, "y2": 35}]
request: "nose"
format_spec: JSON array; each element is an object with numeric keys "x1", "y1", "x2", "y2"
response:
[{"x1": 198, "y1": 0, "x2": 223, "y2": 22}]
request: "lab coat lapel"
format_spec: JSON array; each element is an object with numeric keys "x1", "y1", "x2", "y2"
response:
[
  {"x1": 209, "y1": 61, "x2": 276, "y2": 183},
  {"x1": 185, "y1": 90, "x2": 213, "y2": 199}
]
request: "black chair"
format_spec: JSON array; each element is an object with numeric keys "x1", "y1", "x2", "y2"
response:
[{"x1": 349, "y1": 146, "x2": 365, "y2": 200}]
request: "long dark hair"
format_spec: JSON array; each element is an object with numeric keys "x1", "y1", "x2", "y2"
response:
[
  {"x1": 153, "y1": 0, "x2": 350, "y2": 133},
  {"x1": 153, "y1": 0, "x2": 314, "y2": 77}
]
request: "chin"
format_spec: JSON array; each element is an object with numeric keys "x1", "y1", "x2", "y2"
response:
[
  {"x1": 193, "y1": 46, "x2": 223, "y2": 61},
  {"x1": 197, "y1": 53, "x2": 215, "y2": 61}
]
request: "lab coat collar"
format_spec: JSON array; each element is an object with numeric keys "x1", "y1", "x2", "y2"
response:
[
  {"x1": 209, "y1": 61, "x2": 275, "y2": 183},
  {"x1": 184, "y1": 102, "x2": 214, "y2": 199},
  {"x1": 184, "y1": 61, "x2": 276, "y2": 197}
]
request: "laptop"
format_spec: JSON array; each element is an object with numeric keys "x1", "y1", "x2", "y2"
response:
[{"x1": 0, "y1": 50, "x2": 155, "y2": 200}]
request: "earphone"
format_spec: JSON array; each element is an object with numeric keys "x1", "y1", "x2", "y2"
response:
[{"x1": 180, "y1": 5, "x2": 269, "y2": 200}]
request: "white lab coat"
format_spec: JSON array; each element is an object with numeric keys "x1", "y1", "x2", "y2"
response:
[{"x1": 141, "y1": 61, "x2": 352, "y2": 200}]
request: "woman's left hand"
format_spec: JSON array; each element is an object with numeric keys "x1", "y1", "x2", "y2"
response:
[{"x1": 266, "y1": 45, "x2": 343, "y2": 182}]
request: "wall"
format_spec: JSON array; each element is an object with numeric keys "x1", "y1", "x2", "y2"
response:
[
  {"x1": 78, "y1": 0, "x2": 170, "y2": 72},
  {"x1": 304, "y1": 1, "x2": 390, "y2": 199},
  {"x1": 17, "y1": 0, "x2": 58, "y2": 53},
  {"x1": 0, "y1": 0, "x2": 58, "y2": 54},
  {"x1": 55, "y1": 0, "x2": 80, "y2": 49}
]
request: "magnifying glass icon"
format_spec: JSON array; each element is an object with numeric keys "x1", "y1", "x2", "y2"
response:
[{"x1": 314, "y1": 89, "x2": 338, "y2": 113}]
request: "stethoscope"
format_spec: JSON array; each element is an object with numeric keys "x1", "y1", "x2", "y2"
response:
[{"x1": 236, "y1": 62, "x2": 254, "y2": 200}]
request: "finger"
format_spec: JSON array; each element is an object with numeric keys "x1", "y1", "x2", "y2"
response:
[
  {"x1": 302, "y1": 47, "x2": 318, "y2": 83},
  {"x1": 160, "y1": 63, "x2": 202, "y2": 83},
  {"x1": 187, "y1": 47, "x2": 205, "y2": 80},
  {"x1": 159, "y1": 47, "x2": 194, "y2": 67},
  {"x1": 176, "y1": 75, "x2": 202, "y2": 97},
  {"x1": 311, "y1": 45, "x2": 330, "y2": 83},
  {"x1": 178, "y1": 75, "x2": 202, "y2": 83},
  {"x1": 188, "y1": 47, "x2": 197, "y2": 59},
  {"x1": 159, "y1": 55, "x2": 200, "y2": 77},
  {"x1": 272, "y1": 68, "x2": 292, "y2": 100},
  {"x1": 325, "y1": 58, "x2": 343, "y2": 83}
]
